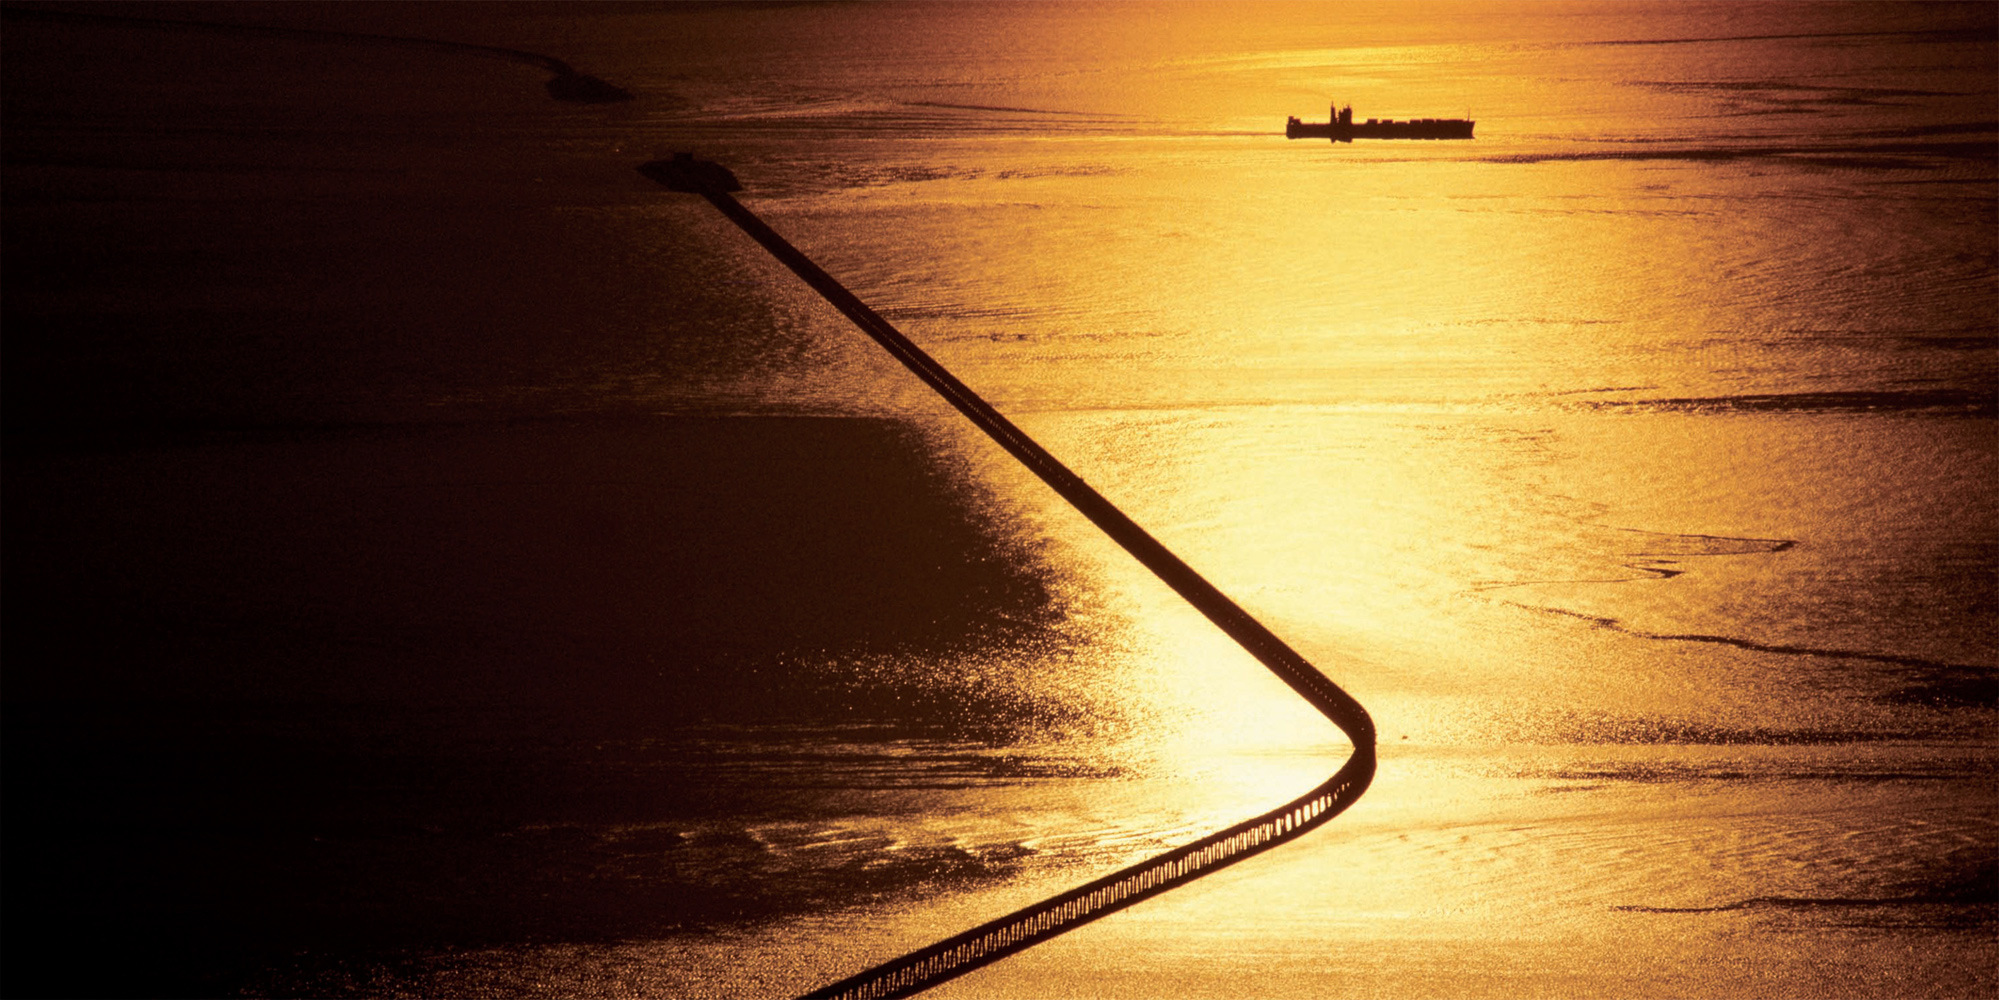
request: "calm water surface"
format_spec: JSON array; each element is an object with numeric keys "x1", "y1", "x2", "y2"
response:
[{"x1": 4, "y1": 2, "x2": 1993, "y2": 996}]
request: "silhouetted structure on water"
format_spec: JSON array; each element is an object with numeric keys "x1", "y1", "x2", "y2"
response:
[{"x1": 1287, "y1": 102, "x2": 1474, "y2": 141}]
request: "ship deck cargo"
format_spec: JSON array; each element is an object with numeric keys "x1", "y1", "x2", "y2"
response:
[{"x1": 1287, "y1": 103, "x2": 1474, "y2": 141}]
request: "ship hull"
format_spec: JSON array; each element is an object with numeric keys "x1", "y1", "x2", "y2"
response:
[{"x1": 1286, "y1": 117, "x2": 1474, "y2": 141}]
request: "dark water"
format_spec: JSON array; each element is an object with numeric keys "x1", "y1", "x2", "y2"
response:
[{"x1": 3, "y1": 3, "x2": 1994, "y2": 996}]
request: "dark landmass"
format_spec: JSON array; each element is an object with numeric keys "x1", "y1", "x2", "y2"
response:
[
  {"x1": 1, "y1": 8, "x2": 1087, "y2": 995},
  {"x1": 4, "y1": 415, "x2": 1086, "y2": 996}
]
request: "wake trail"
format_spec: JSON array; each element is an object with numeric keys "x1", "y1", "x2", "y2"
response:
[{"x1": 1522, "y1": 604, "x2": 1990, "y2": 676}]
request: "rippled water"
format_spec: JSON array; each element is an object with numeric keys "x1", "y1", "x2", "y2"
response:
[{"x1": 3, "y1": 2, "x2": 1994, "y2": 997}]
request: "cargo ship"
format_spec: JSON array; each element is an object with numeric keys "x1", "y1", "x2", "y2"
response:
[{"x1": 1286, "y1": 103, "x2": 1474, "y2": 142}]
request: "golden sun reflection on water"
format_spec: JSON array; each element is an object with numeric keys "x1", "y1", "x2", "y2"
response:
[
  {"x1": 4, "y1": 1, "x2": 1991, "y2": 996},
  {"x1": 469, "y1": 2, "x2": 1997, "y2": 992},
  {"x1": 765, "y1": 64, "x2": 1997, "y2": 977}
]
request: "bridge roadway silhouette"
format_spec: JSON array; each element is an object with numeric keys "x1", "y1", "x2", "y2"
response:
[{"x1": 643, "y1": 154, "x2": 1378, "y2": 1000}]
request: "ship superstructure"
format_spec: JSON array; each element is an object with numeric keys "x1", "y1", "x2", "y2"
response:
[{"x1": 1287, "y1": 103, "x2": 1474, "y2": 141}]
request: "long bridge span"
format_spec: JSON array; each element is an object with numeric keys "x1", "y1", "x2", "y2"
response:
[{"x1": 642, "y1": 155, "x2": 1379, "y2": 1000}]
